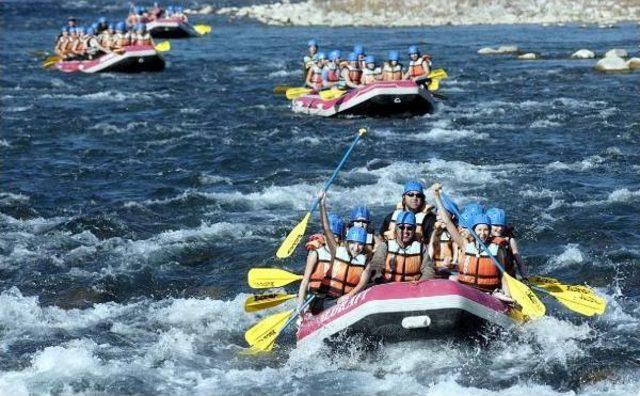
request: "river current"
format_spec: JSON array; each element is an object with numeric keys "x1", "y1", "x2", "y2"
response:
[{"x1": 1, "y1": 1, "x2": 639, "y2": 395}]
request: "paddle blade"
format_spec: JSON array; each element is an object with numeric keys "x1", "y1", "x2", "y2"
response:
[
  {"x1": 319, "y1": 88, "x2": 346, "y2": 100},
  {"x1": 428, "y1": 68, "x2": 448, "y2": 80},
  {"x1": 273, "y1": 85, "x2": 293, "y2": 95},
  {"x1": 154, "y1": 41, "x2": 171, "y2": 52},
  {"x1": 504, "y1": 274, "x2": 546, "y2": 320},
  {"x1": 245, "y1": 309, "x2": 293, "y2": 351},
  {"x1": 194, "y1": 24, "x2": 212, "y2": 35},
  {"x1": 427, "y1": 79, "x2": 440, "y2": 91},
  {"x1": 276, "y1": 212, "x2": 311, "y2": 258},
  {"x1": 248, "y1": 268, "x2": 303, "y2": 289},
  {"x1": 286, "y1": 87, "x2": 312, "y2": 100},
  {"x1": 42, "y1": 55, "x2": 60, "y2": 69},
  {"x1": 528, "y1": 276, "x2": 606, "y2": 316},
  {"x1": 244, "y1": 293, "x2": 296, "y2": 313}
]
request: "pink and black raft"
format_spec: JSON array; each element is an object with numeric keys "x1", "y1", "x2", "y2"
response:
[
  {"x1": 146, "y1": 18, "x2": 199, "y2": 38},
  {"x1": 291, "y1": 80, "x2": 437, "y2": 117},
  {"x1": 296, "y1": 279, "x2": 523, "y2": 347},
  {"x1": 55, "y1": 45, "x2": 165, "y2": 73}
]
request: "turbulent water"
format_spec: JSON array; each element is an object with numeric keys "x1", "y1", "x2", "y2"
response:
[{"x1": 1, "y1": 1, "x2": 640, "y2": 395}]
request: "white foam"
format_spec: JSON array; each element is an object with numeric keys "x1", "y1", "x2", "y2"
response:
[
  {"x1": 40, "y1": 90, "x2": 170, "y2": 102},
  {"x1": 549, "y1": 244, "x2": 585, "y2": 269},
  {"x1": 198, "y1": 174, "x2": 233, "y2": 185},
  {"x1": 571, "y1": 188, "x2": 640, "y2": 207},
  {"x1": 268, "y1": 69, "x2": 301, "y2": 78},
  {"x1": 545, "y1": 155, "x2": 605, "y2": 171}
]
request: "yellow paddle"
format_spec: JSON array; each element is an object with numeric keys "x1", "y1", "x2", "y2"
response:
[
  {"x1": 286, "y1": 87, "x2": 313, "y2": 100},
  {"x1": 275, "y1": 128, "x2": 367, "y2": 258},
  {"x1": 274, "y1": 85, "x2": 295, "y2": 95},
  {"x1": 528, "y1": 276, "x2": 606, "y2": 316},
  {"x1": 154, "y1": 41, "x2": 171, "y2": 52},
  {"x1": 245, "y1": 292, "x2": 297, "y2": 313},
  {"x1": 194, "y1": 24, "x2": 212, "y2": 35},
  {"x1": 42, "y1": 55, "x2": 61, "y2": 69},
  {"x1": 443, "y1": 193, "x2": 546, "y2": 320},
  {"x1": 428, "y1": 68, "x2": 448, "y2": 80},
  {"x1": 248, "y1": 268, "x2": 303, "y2": 289},
  {"x1": 245, "y1": 296, "x2": 315, "y2": 352},
  {"x1": 427, "y1": 79, "x2": 440, "y2": 91},
  {"x1": 319, "y1": 88, "x2": 346, "y2": 100}
]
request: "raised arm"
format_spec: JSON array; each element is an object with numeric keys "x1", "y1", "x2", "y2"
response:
[
  {"x1": 430, "y1": 183, "x2": 466, "y2": 248},
  {"x1": 318, "y1": 193, "x2": 337, "y2": 256}
]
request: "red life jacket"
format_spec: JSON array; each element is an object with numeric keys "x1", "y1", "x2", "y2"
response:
[{"x1": 347, "y1": 66, "x2": 362, "y2": 84}]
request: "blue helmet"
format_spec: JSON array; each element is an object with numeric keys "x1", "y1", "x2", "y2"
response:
[
  {"x1": 396, "y1": 211, "x2": 417, "y2": 227},
  {"x1": 471, "y1": 213, "x2": 492, "y2": 230},
  {"x1": 316, "y1": 52, "x2": 326, "y2": 60},
  {"x1": 403, "y1": 181, "x2": 424, "y2": 195},
  {"x1": 440, "y1": 194, "x2": 459, "y2": 217},
  {"x1": 353, "y1": 44, "x2": 364, "y2": 55},
  {"x1": 349, "y1": 206, "x2": 371, "y2": 222},
  {"x1": 346, "y1": 227, "x2": 367, "y2": 244},
  {"x1": 98, "y1": 16, "x2": 107, "y2": 24},
  {"x1": 136, "y1": 23, "x2": 146, "y2": 32},
  {"x1": 307, "y1": 39, "x2": 317, "y2": 47},
  {"x1": 116, "y1": 21, "x2": 126, "y2": 32},
  {"x1": 86, "y1": 27, "x2": 95, "y2": 35},
  {"x1": 176, "y1": 6, "x2": 183, "y2": 12},
  {"x1": 328, "y1": 213, "x2": 345, "y2": 237},
  {"x1": 408, "y1": 45, "x2": 420, "y2": 55},
  {"x1": 365, "y1": 55, "x2": 375, "y2": 64},
  {"x1": 167, "y1": 5, "x2": 175, "y2": 12},
  {"x1": 486, "y1": 207, "x2": 507, "y2": 226},
  {"x1": 108, "y1": 22, "x2": 115, "y2": 30},
  {"x1": 388, "y1": 51, "x2": 399, "y2": 61},
  {"x1": 91, "y1": 22, "x2": 99, "y2": 30},
  {"x1": 328, "y1": 50, "x2": 341, "y2": 61},
  {"x1": 462, "y1": 202, "x2": 484, "y2": 216},
  {"x1": 348, "y1": 52, "x2": 357, "y2": 62},
  {"x1": 458, "y1": 211, "x2": 474, "y2": 229}
]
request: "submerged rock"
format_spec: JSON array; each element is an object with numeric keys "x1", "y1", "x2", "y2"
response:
[
  {"x1": 518, "y1": 52, "x2": 538, "y2": 60},
  {"x1": 605, "y1": 48, "x2": 628, "y2": 58},
  {"x1": 595, "y1": 56, "x2": 629, "y2": 72},
  {"x1": 571, "y1": 49, "x2": 595, "y2": 59},
  {"x1": 627, "y1": 58, "x2": 640, "y2": 70}
]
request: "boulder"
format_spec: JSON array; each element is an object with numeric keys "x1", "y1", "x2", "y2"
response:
[
  {"x1": 627, "y1": 57, "x2": 640, "y2": 70},
  {"x1": 478, "y1": 47, "x2": 499, "y2": 55},
  {"x1": 595, "y1": 56, "x2": 629, "y2": 72},
  {"x1": 605, "y1": 48, "x2": 628, "y2": 58},
  {"x1": 571, "y1": 49, "x2": 595, "y2": 59},
  {"x1": 518, "y1": 52, "x2": 538, "y2": 60}
]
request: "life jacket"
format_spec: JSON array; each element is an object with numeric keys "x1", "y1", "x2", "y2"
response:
[
  {"x1": 458, "y1": 239, "x2": 503, "y2": 291},
  {"x1": 324, "y1": 63, "x2": 340, "y2": 83},
  {"x1": 113, "y1": 33, "x2": 129, "y2": 48},
  {"x1": 86, "y1": 37, "x2": 102, "y2": 56},
  {"x1": 433, "y1": 230, "x2": 456, "y2": 272},
  {"x1": 382, "y1": 62, "x2": 403, "y2": 80},
  {"x1": 361, "y1": 67, "x2": 381, "y2": 85},
  {"x1": 347, "y1": 65, "x2": 362, "y2": 84},
  {"x1": 136, "y1": 32, "x2": 152, "y2": 46},
  {"x1": 382, "y1": 239, "x2": 423, "y2": 282},
  {"x1": 408, "y1": 55, "x2": 431, "y2": 78},
  {"x1": 384, "y1": 202, "x2": 434, "y2": 241},
  {"x1": 308, "y1": 246, "x2": 333, "y2": 294},
  {"x1": 309, "y1": 64, "x2": 324, "y2": 89},
  {"x1": 75, "y1": 37, "x2": 88, "y2": 54},
  {"x1": 98, "y1": 32, "x2": 111, "y2": 48}
]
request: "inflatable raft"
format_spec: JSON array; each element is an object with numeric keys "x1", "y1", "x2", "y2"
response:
[
  {"x1": 291, "y1": 80, "x2": 437, "y2": 117},
  {"x1": 147, "y1": 18, "x2": 199, "y2": 38},
  {"x1": 297, "y1": 279, "x2": 522, "y2": 347},
  {"x1": 55, "y1": 45, "x2": 165, "y2": 73}
]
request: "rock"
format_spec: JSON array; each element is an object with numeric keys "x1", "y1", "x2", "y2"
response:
[
  {"x1": 478, "y1": 47, "x2": 499, "y2": 55},
  {"x1": 518, "y1": 52, "x2": 537, "y2": 60},
  {"x1": 605, "y1": 48, "x2": 628, "y2": 58},
  {"x1": 627, "y1": 57, "x2": 640, "y2": 70},
  {"x1": 571, "y1": 49, "x2": 595, "y2": 59},
  {"x1": 497, "y1": 45, "x2": 519, "y2": 53},
  {"x1": 595, "y1": 56, "x2": 629, "y2": 72}
]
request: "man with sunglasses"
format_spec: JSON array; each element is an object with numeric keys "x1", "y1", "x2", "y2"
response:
[
  {"x1": 380, "y1": 181, "x2": 437, "y2": 243},
  {"x1": 370, "y1": 211, "x2": 435, "y2": 283}
]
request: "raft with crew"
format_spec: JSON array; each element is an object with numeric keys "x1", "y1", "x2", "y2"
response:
[{"x1": 55, "y1": 44, "x2": 165, "y2": 73}]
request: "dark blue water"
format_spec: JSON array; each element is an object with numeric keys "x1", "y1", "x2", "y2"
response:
[{"x1": 1, "y1": 1, "x2": 639, "y2": 394}]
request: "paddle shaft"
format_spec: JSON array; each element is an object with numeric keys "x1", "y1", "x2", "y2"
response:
[
  {"x1": 283, "y1": 294, "x2": 315, "y2": 330},
  {"x1": 307, "y1": 131, "x2": 364, "y2": 213}
]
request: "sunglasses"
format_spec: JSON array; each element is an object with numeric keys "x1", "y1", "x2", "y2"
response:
[
  {"x1": 397, "y1": 225, "x2": 415, "y2": 231},
  {"x1": 404, "y1": 192, "x2": 424, "y2": 198}
]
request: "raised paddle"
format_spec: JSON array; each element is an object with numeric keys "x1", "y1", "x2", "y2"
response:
[
  {"x1": 245, "y1": 295, "x2": 315, "y2": 352},
  {"x1": 442, "y1": 192, "x2": 547, "y2": 320},
  {"x1": 275, "y1": 128, "x2": 367, "y2": 258},
  {"x1": 244, "y1": 292, "x2": 296, "y2": 313},
  {"x1": 248, "y1": 268, "x2": 303, "y2": 288},
  {"x1": 193, "y1": 24, "x2": 212, "y2": 35}
]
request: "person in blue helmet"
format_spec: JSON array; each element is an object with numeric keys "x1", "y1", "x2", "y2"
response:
[
  {"x1": 370, "y1": 210, "x2": 435, "y2": 283},
  {"x1": 382, "y1": 51, "x2": 403, "y2": 81},
  {"x1": 429, "y1": 194, "x2": 461, "y2": 278},
  {"x1": 305, "y1": 52, "x2": 325, "y2": 89},
  {"x1": 98, "y1": 22, "x2": 115, "y2": 48},
  {"x1": 361, "y1": 55, "x2": 382, "y2": 85},
  {"x1": 381, "y1": 181, "x2": 437, "y2": 244},
  {"x1": 69, "y1": 26, "x2": 88, "y2": 59},
  {"x1": 338, "y1": 52, "x2": 363, "y2": 89},
  {"x1": 134, "y1": 23, "x2": 152, "y2": 46},
  {"x1": 85, "y1": 27, "x2": 110, "y2": 59},
  {"x1": 431, "y1": 184, "x2": 511, "y2": 296},
  {"x1": 404, "y1": 44, "x2": 431, "y2": 82},
  {"x1": 321, "y1": 50, "x2": 341, "y2": 88},
  {"x1": 303, "y1": 39, "x2": 319, "y2": 77},
  {"x1": 346, "y1": 205, "x2": 377, "y2": 256},
  {"x1": 111, "y1": 22, "x2": 129, "y2": 50},
  {"x1": 486, "y1": 207, "x2": 526, "y2": 278},
  {"x1": 353, "y1": 44, "x2": 366, "y2": 69}
]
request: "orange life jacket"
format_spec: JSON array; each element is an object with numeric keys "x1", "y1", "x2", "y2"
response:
[
  {"x1": 382, "y1": 240, "x2": 423, "y2": 282},
  {"x1": 408, "y1": 55, "x2": 430, "y2": 78},
  {"x1": 433, "y1": 230, "x2": 455, "y2": 272},
  {"x1": 458, "y1": 238, "x2": 503, "y2": 291},
  {"x1": 309, "y1": 246, "x2": 367, "y2": 298},
  {"x1": 347, "y1": 65, "x2": 362, "y2": 84},
  {"x1": 384, "y1": 203, "x2": 434, "y2": 241}
]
